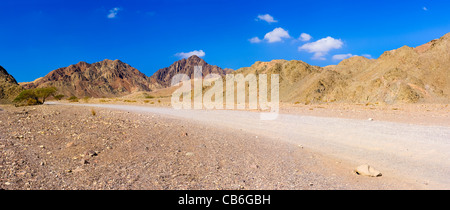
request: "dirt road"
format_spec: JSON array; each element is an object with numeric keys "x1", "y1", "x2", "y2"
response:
[{"x1": 55, "y1": 102, "x2": 450, "y2": 189}]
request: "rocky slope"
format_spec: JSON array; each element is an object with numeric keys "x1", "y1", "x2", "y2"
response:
[
  {"x1": 151, "y1": 55, "x2": 233, "y2": 87},
  {"x1": 0, "y1": 65, "x2": 23, "y2": 103},
  {"x1": 234, "y1": 32, "x2": 450, "y2": 104},
  {"x1": 20, "y1": 59, "x2": 156, "y2": 98}
]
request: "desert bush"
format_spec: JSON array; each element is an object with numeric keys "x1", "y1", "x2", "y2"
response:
[
  {"x1": 54, "y1": 94, "x2": 65, "y2": 100},
  {"x1": 124, "y1": 100, "x2": 137, "y2": 103},
  {"x1": 68, "y1": 96, "x2": 79, "y2": 102},
  {"x1": 82, "y1": 96, "x2": 91, "y2": 102},
  {"x1": 91, "y1": 109, "x2": 96, "y2": 116}
]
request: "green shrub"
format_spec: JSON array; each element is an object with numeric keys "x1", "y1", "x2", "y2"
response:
[
  {"x1": 82, "y1": 96, "x2": 91, "y2": 102},
  {"x1": 68, "y1": 96, "x2": 79, "y2": 102},
  {"x1": 54, "y1": 94, "x2": 65, "y2": 100},
  {"x1": 14, "y1": 87, "x2": 57, "y2": 106}
]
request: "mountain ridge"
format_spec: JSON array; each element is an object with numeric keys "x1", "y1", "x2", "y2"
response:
[{"x1": 20, "y1": 59, "x2": 156, "y2": 98}]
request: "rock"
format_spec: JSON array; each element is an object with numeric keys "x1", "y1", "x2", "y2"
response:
[
  {"x1": 85, "y1": 150, "x2": 98, "y2": 157},
  {"x1": 250, "y1": 164, "x2": 259, "y2": 169},
  {"x1": 185, "y1": 152, "x2": 194, "y2": 156},
  {"x1": 354, "y1": 164, "x2": 382, "y2": 177},
  {"x1": 73, "y1": 167, "x2": 85, "y2": 173},
  {"x1": 66, "y1": 142, "x2": 75, "y2": 148},
  {"x1": 368, "y1": 118, "x2": 374, "y2": 121}
]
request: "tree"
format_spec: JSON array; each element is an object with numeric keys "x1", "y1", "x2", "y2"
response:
[
  {"x1": 13, "y1": 87, "x2": 58, "y2": 106},
  {"x1": 13, "y1": 89, "x2": 40, "y2": 106},
  {"x1": 35, "y1": 87, "x2": 57, "y2": 103}
]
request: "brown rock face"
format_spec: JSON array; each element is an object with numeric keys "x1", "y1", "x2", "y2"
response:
[
  {"x1": 21, "y1": 59, "x2": 154, "y2": 98},
  {"x1": 0, "y1": 65, "x2": 23, "y2": 103},
  {"x1": 151, "y1": 55, "x2": 233, "y2": 87}
]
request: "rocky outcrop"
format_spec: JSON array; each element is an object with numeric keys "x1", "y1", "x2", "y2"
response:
[{"x1": 0, "y1": 65, "x2": 23, "y2": 103}]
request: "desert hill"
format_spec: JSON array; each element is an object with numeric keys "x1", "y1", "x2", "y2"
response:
[
  {"x1": 20, "y1": 59, "x2": 157, "y2": 98},
  {"x1": 233, "y1": 32, "x2": 450, "y2": 104},
  {"x1": 0, "y1": 65, "x2": 23, "y2": 103}
]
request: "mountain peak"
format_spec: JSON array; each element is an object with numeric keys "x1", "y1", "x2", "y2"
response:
[{"x1": 151, "y1": 57, "x2": 229, "y2": 87}]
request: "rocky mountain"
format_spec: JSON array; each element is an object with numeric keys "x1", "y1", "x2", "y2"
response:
[
  {"x1": 21, "y1": 59, "x2": 157, "y2": 98},
  {"x1": 234, "y1": 32, "x2": 450, "y2": 104},
  {"x1": 151, "y1": 55, "x2": 233, "y2": 87},
  {"x1": 0, "y1": 65, "x2": 23, "y2": 103}
]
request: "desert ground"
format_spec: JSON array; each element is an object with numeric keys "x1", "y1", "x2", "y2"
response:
[{"x1": 1, "y1": 99, "x2": 449, "y2": 190}]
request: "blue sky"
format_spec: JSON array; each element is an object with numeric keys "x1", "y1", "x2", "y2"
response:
[{"x1": 1, "y1": 0, "x2": 450, "y2": 82}]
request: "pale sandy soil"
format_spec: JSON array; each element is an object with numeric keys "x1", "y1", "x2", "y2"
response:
[
  {"x1": 280, "y1": 103, "x2": 450, "y2": 127},
  {"x1": 1, "y1": 101, "x2": 448, "y2": 190}
]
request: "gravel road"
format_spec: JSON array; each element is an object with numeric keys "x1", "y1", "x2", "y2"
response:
[{"x1": 57, "y1": 102, "x2": 450, "y2": 189}]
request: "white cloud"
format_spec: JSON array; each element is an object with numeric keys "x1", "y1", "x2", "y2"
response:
[
  {"x1": 175, "y1": 50, "x2": 206, "y2": 59},
  {"x1": 249, "y1": 37, "x2": 263, "y2": 43},
  {"x1": 298, "y1": 36, "x2": 343, "y2": 60},
  {"x1": 107, "y1": 7, "x2": 121, "y2": 19},
  {"x1": 299, "y1": 33, "x2": 312, "y2": 42},
  {"x1": 332, "y1": 53, "x2": 356, "y2": 61},
  {"x1": 256, "y1": 14, "x2": 278, "y2": 23},
  {"x1": 332, "y1": 53, "x2": 373, "y2": 61},
  {"x1": 362, "y1": 54, "x2": 373, "y2": 59},
  {"x1": 264, "y1": 27, "x2": 291, "y2": 43},
  {"x1": 423, "y1": 7, "x2": 428, "y2": 11}
]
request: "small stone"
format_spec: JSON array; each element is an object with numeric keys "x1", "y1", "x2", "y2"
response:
[
  {"x1": 250, "y1": 164, "x2": 259, "y2": 169},
  {"x1": 4, "y1": 182, "x2": 11, "y2": 186},
  {"x1": 80, "y1": 159, "x2": 89, "y2": 165},
  {"x1": 354, "y1": 164, "x2": 382, "y2": 177},
  {"x1": 185, "y1": 152, "x2": 194, "y2": 156},
  {"x1": 368, "y1": 118, "x2": 374, "y2": 121},
  {"x1": 66, "y1": 142, "x2": 75, "y2": 148},
  {"x1": 73, "y1": 167, "x2": 85, "y2": 173},
  {"x1": 85, "y1": 150, "x2": 97, "y2": 157}
]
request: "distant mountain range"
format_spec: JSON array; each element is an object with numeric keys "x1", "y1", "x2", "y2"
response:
[
  {"x1": 15, "y1": 55, "x2": 231, "y2": 99},
  {"x1": 1, "y1": 32, "x2": 450, "y2": 104}
]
